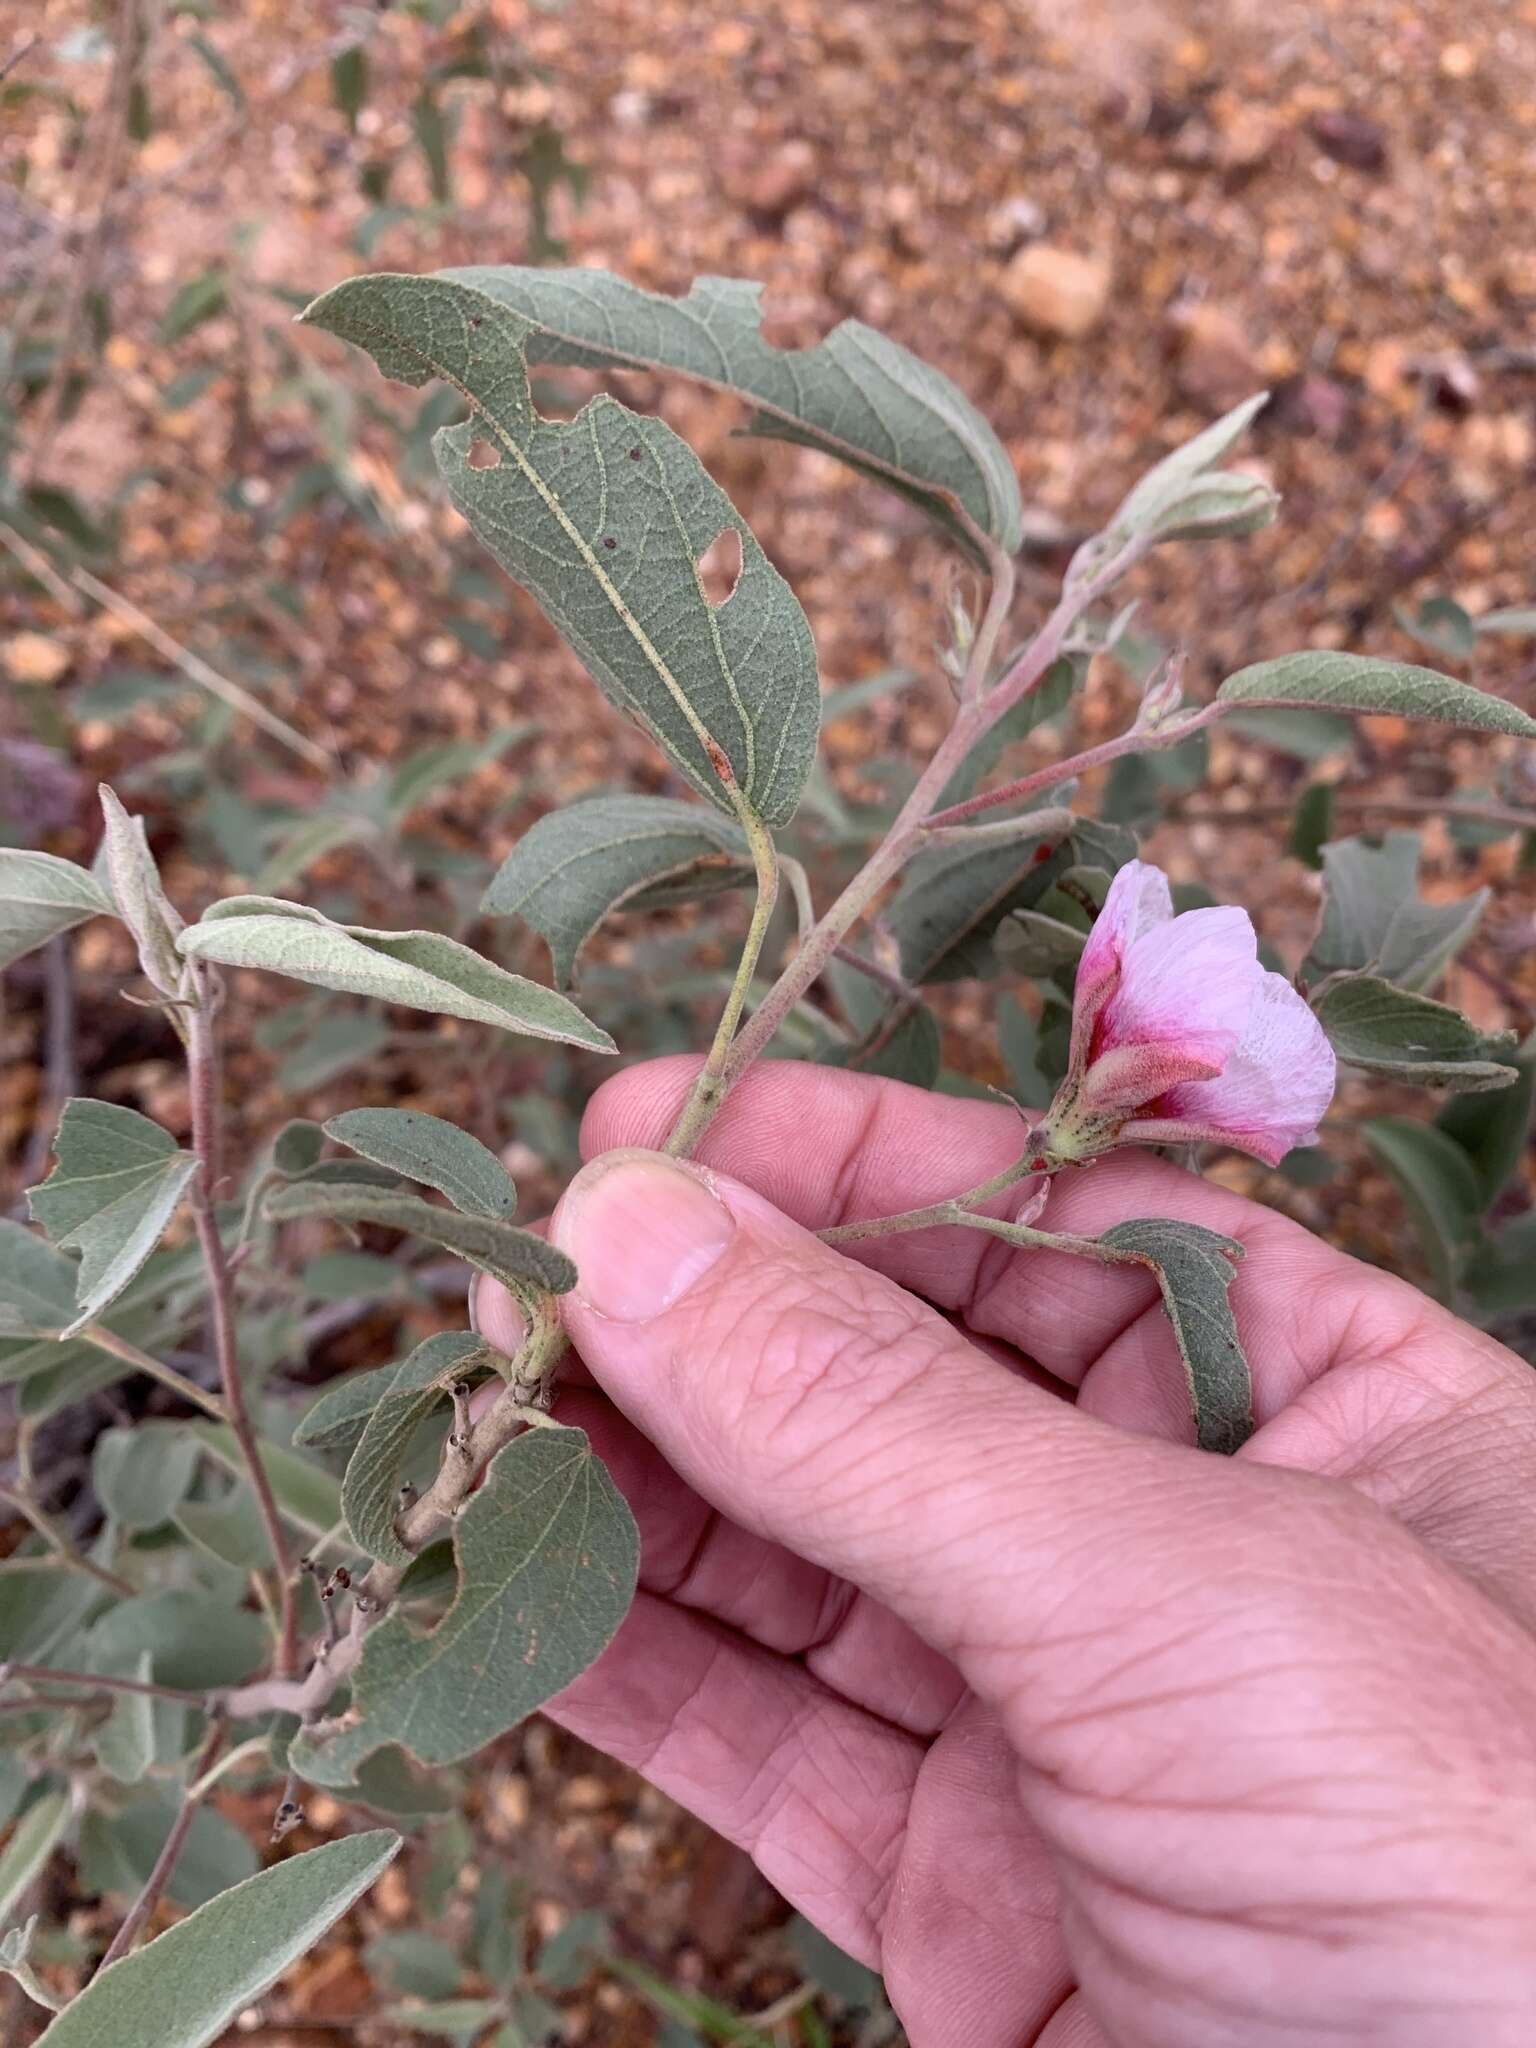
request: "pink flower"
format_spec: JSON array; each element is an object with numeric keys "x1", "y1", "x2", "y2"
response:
[{"x1": 1038, "y1": 860, "x2": 1335, "y2": 1169}]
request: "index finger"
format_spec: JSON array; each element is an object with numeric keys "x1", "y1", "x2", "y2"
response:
[{"x1": 579, "y1": 1055, "x2": 1418, "y2": 1406}]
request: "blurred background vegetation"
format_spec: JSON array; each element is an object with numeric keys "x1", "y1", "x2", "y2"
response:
[{"x1": 2, "y1": 0, "x2": 1534, "y2": 2039}]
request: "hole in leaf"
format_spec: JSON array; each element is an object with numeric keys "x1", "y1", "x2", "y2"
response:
[
  {"x1": 697, "y1": 528, "x2": 743, "y2": 607},
  {"x1": 466, "y1": 439, "x2": 501, "y2": 471},
  {"x1": 757, "y1": 294, "x2": 838, "y2": 352}
]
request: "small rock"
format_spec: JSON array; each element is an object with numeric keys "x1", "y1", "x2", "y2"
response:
[
  {"x1": 1, "y1": 631, "x2": 71, "y2": 687},
  {"x1": 985, "y1": 195, "x2": 1046, "y2": 257},
  {"x1": 1169, "y1": 303, "x2": 1261, "y2": 411},
  {"x1": 1267, "y1": 373, "x2": 1354, "y2": 441},
  {"x1": 1308, "y1": 110, "x2": 1388, "y2": 173},
  {"x1": 1004, "y1": 245, "x2": 1112, "y2": 341},
  {"x1": 745, "y1": 139, "x2": 817, "y2": 220},
  {"x1": 1439, "y1": 42, "x2": 1478, "y2": 80}
]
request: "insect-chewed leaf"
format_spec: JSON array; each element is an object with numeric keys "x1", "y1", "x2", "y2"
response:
[
  {"x1": 262, "y1": 1181, "x2": 577, "y2": 1296},
  {"x1": 0, "y1": 850, "x2": 114, "y2": 971},
  {"x1": 483, "y1": 794, "x2": 754, "y2": 986},
  {"x1": 323, "y1": 1109, "x2": 516, "y2": 1219},
  {"x1": 27, "y1": 1101, "x2": 198, "y2": 1337},
  {"x1": 300, "y1": 272, "x2": 821, "y2": 826},
  {"x1": 176, "y1": 896, "x2": 614, "y2": 1051},
  {"x1": 1218, "y1": 651, "x2": 1536, "y2": 740},
  {"x1": 32, "y1": 1831, "x2": 401, "y2": 2048},
  {"x1": 1312, "y1": 976, "x2": 1519, "y2": 1093},
  {"x1": 1306, "y1": 833, "x2": 1486, "y2": 993},
  {"x1": 1098, "y1": 1219, "x2": 1251, "y2": 1453},
  {"x1": 422, "y1": 265, "x2": 1022, "y2": 555},
  {"x1": 290, "y1": 1428, "x2": 638, "y2": 1786},
  {"x1": 890, "y1": 817, "x2": 1134, "y2": 984}
]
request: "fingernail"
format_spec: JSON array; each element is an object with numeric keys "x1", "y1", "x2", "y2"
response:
[{"x1": 554, "y1": 1151, "x2": 735, "y2": 1323}]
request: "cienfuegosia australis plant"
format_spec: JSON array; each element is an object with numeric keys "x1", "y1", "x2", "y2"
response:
[{"x1": 2, "y1": 267, "x2": 1533, "y2": 2038}]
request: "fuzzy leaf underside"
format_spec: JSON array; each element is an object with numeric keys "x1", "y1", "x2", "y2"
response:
[
  {"x1": 33, "y1": 1833, "x2": 401, "y2": 2048},
  {"x1": 262, "y1": 1181, "x2": 577, "y2": 1295},
  {"x1": 433, "y1": 264, "x2": 1024, "y2": 552},
  {"x1": 1218, "y1": 652, "x2": 1536, "y2": 740},
  {"x1": 482, "y1": 793, "x2": 754, "y2": 985},
  {"x1": 27, "y1": 1101, "x2": 198, "y2": 1337},
  {"x1": 290, "y1": 1428, "x2": 638, "y2": 1785},
  {"x1": 1099, "y1": 1219, "x2": 1251, "y2": 1454},
  {"x1": 1313, "y1": 975, "x2": 1519, "y2": 1093},
  {"x1": 0, "y1": 851, "x2": 113, "y2": 972},
  {"x1": 302, "y1": 272, "x2": 821, "y2": 826},
  {"x1": 323, "y1": 1109, "x2": 517, "y2": 1219},
  {"x1": 178, "y1": 896, "x2": 613, "y2": 1051}
]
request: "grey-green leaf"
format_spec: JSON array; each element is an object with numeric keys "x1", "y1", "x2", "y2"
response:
[
  {"x1": 1307, "y1": 833, "x2": 1486, "y2": 992},
  {"x1": 93, "y1": 1424, "x2": 200, "y2": 1530},
  {"x1": 1436, "y1": 1034, "x2": 1535, "y2": 1209},
  {"x1": 1361, "y1": 1117, "x2": 1482, "y2": 1302},
  {"x1": 1313, "y1": 976, "x2": 1519, "y2": 1093},
  {"x1": 422, "y1": 264, "x2": 1023, "y2": 553},
  {"x1": 178, "y1": 897, "x2": 614, "y2": 1052},
  {"x1": 483, "y1": 795, "x2": 753, "y2": 987},
  {"x1": 301, "y1": 271, "x2": 821, "y2": 825},
  {"x1": 92, "y1": 1653, "x2": 157, "y2": 1784},
  {"x1": 191, "y1": 1426, "x2": 342, "y2": 1541},
  {"x1": 324, "y1": 1109, "x2": 516, "y2": 1219},
  {"x1": 298, "y1": 1331, "x2": 488, "y2": 1456},
  {"x1": 343, "y1": 1338, "x2": 495, "y2": 1565},
  {"x1": 263, "y1": 1181, "x2": 577, "y2": 1296},
  {"x1": 1218, "y1": 652, "x2": 1536, "y2": 739},
  {"x1": 33, "y1": 1830, "x2": 401, "y2": 2048},
  {"x1": 290, "y1": 1429, "x2": 638, "y2": 1785},
  {"x1": 27, "y1": 1101, "x2": 198, "y2": 1337},
  {"x1": 0, "y1": 851, "x2": 113, "y2": 972},
  {"x1": 99, "y1": 786, "x2": 185, "y2": 996},
  {"x1": 0, "y1": 1788, "x2": 71, "y2": 1926},
  {"x1": 890, "y1": 817, "x2": 1134, "y2": 984},
  {"x1": 1098, "y1": 1219, "x2": 1251, "y2": 1454},
  {"x1": 0, "y1": 1916, "x2": 63, "y2": 2012},
  {"x1": 1106, "y1": 392, "x2": 1270, "y2": 547},
  {"x1": 0, "y1": 1220, "x2": 79, "y2": 1335}
]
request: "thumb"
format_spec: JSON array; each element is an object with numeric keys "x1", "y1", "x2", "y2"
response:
[{"x1": 546, "y1": 1146, "x2": 1252, "y2": 1691}]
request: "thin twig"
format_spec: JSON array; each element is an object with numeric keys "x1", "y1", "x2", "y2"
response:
[
  {"x1": 78, "y1": 1324, "x2": 228, "y2": 1420},
  {"x1": 0, "y1": 34, "x2": 38, "y2": 84},
  {"x1": 96, "y1": 1714, "x2": 228, "y2": 1971},
  {"x1": 185, "y1": 975, "x2": 298, "y2": 1676},
  {"x1": 0, "y1": 1661, "x2": 204, "y2": 1705},
  {"x1": 68, "y1": 564, "x2": 334, "y2": 770},
  {"x1": 0, "y1": 521, "x2": 86, "y2": 613}
]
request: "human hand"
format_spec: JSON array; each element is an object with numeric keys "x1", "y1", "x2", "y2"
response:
[{"x1": 475, "y1": 1057, "x2": 1536, "y2": 2048}]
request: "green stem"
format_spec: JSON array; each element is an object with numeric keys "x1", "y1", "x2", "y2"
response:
[
  {"x1": 666, "y1": 803, "x2": 780, "y2": 1157},
  {"x1": 78, "y1": 1323, "x2": 227, "y2": 1420},
  {"x1": 721, "y1": 542, "x2": 1141, "y2": 1085},
  {"x1": 922, "y1": 700, "x2": 1227, "y2": 831},
  {"x1": 820, "y1": 1152, "x2": 1046, "y2": 1246},
  {"x1": 186, "y1": 975, "x2": 299, "y2": 1678}
]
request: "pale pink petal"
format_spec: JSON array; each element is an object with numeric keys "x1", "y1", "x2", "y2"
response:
[
  {"x1": 1124, "y1": 971, "x2": 1337, "y2": 1166},
  {"x1": 1067, "y1": 860, "x2": 1173, "y2": 1070},
  {"x1": 1090, "y1": 903, "x2": 1259, "y2": 1080}
]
